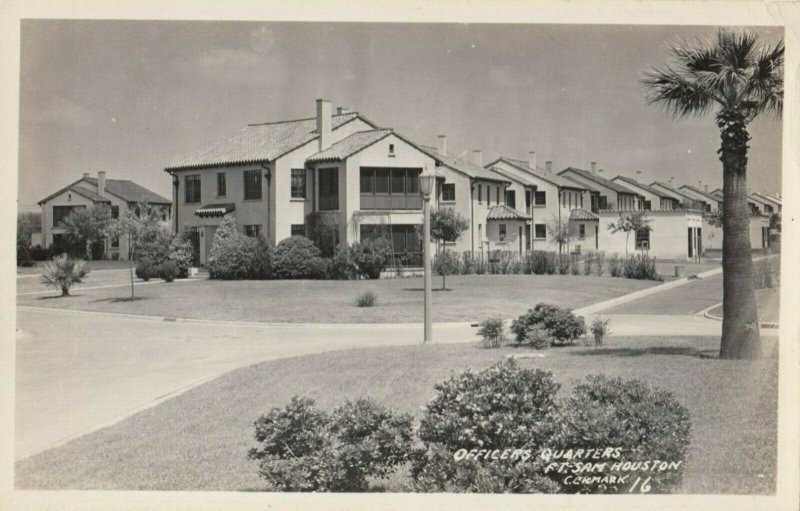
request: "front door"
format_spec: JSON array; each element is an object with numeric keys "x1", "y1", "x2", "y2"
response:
[{"x1": 201, "y1": 225, "x2": 218, "y2": 266}]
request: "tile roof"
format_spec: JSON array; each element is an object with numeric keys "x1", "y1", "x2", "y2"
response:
[
  {"x1": 569, "y1": 208, "x2": 599, "y2": 221},
  {"x1": 195, "y1": 203, "x2": 236, "y2": 218},
  {"x1": 562, "y1": 175, "x2": 602, "y2": 193},
  {"x1": 486, "y1": 204, "x2": 529, "y2": 220},
  {"x1": 612, "y1": 176, "x2": 672, "y2": 198},
  {"x1": 750, "y1": 192, "x2": 782, "y2": 207},
  {"x1": 650, "y1": 181, "x2": 697, "y2": 202},
  {"x1": 84, "y1": 177, "x2": 171, "y2": 204},
  {"x1": 418, "y1": 146, "x2": 511, "y2": 184},
  {"x1": 165, "y1": 112, "x2": 366, "y2": 170},
  {"x1": 69, "y1": 186, "x2": 111, "y2": 203},
  {"x1": 490, "y1": 157, "x2": 587, "y2": 190},
  {"x1": 306, "y1": 129, "x2": 392, "y2": 162},
  {"x1": 679, "y1": 184, "x2": 720, "y2": 204},
  {"x1": 559, "y1": 167, "x2": 638, "y2": 195}
]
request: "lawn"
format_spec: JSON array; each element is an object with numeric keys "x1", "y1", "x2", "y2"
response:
[
  {"x1": 605, "y1": 273, "x2": 723, "y2": 315},
  {"x1": 16, "y1": 274, "x2": 656, "y2": 323},
  {"x1": 16, "y1": 259, "x2": 131, "y2": 275},
  {"x1": 15, "y1": 337, "x2": 778, "y2": 494},
  {"x1": 706, "y1": 287, "x2": 780, "y2": 324}
]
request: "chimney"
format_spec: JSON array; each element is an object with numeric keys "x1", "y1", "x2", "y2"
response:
[
  {"x1": 336, "y1": 106, "x2": 350, "y2": 115},
  {"x1": 82, "y1": 172, "x2": 89, "y2": 178},
  {"x1": 437, "y1": 135, "x2": 447, "y2": 156},
  {"x1": 590, "y1": 161, "x2": 597, "y2": 175},
  {"x1": 471, "y1": 149, "x2": 483, "y2": 167},
  {"x1": 636, "y1": 170, "x2": 643, "y2": 184},
  {"x1": 545, "y1": 161, "x2": 553, "y2": 173},
  {"x1": 704, "y1": 184, "x2": 709, "y2": 193},
  {"x1": 528, "y1": 151, "x2": 537, "y2": 170},
  {"x1": 316, "y1": 98, "x2": 332, "y2": 151},
  {"x1": 775, "y1": 192, "x2": 781, "y2": 199},
  {"x1": 98, "y1": 171, "x2": 106, "y2": 197},
  {"x1": 669, "y1": 177, "x2": 675, "y2": 186},
  {"x1": 598, "y1": 168, "x2": 605, "y2": 176}
]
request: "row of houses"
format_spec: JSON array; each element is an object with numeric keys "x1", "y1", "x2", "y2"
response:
[{"x1": 37, "y1": 99, "x2": 781, "y2": 264}]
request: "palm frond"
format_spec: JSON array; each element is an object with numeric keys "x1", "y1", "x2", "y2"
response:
[{"x1": 641, "y1": 65, "x2": 715, "y2": 118}]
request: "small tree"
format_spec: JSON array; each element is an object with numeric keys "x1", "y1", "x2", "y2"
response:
[
  {"x1": 547, "y1": 216, "x2": 572, "y2": 271},
  {"x1": 60, "y1": 203, "x2": 113, "y2": 260},
  {"x1": 607, "y1": 210, "x2": 651, "y2": 256},
  {"x1": 430, "y1": 208, "x2": 469, "y2": 288},
  {"x1": 17, "y1": 213, "x2": 39, "y2": 266},
  {"x1": 108, "y1": 202, "x2": 165, "y2": 299},
  {"x1": 41, "y1": 254, "x2": 90, "y2": 296},
  {"x1": 433, "y1": 249, "x2": 461, "y2": 290}
]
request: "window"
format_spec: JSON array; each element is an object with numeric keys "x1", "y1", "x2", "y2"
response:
[
  {"x1": 635, "y1": 228, "x2": 650, "y2": 250},
  {"x1": 360, "y1": 224, "x2": 422, "y2": 266},
  {"x1": 52, "y1": 205, "x2": 84, "y2": 227},
  {"x1": 496, "y1": 187, "x2": 501, "y2": 205},
  {"x1": 318, "y1": 168, "x2": 339, "y2": 210},
  {"x1": 578, "y1": 224, "x2": 586, "y2": 240},
  {"x1": 598, "y1": 196, "x2": 608, "y2": 210},
  {"x1": 217, "y1": 172, "x2": 226, "y2": 197},
  {"x1": 643, "y1": 200, "x2": 652, "y2": 210},
  {"x1": 389, "y1": 143, "x2": 395, "y2": 154},
  {"x1": 244, "y1": 170, "x2": 262, "y2": 200},
  {"x1": 291, "y1": 224, "x2": 305, "y2": 237},
  {"x1": 534, "y1": 224, "x2": 547, "y2": 239},
  {"x1": 478, "y1": 184, "x2": 482, "y2": 203},
  {"x1": 291, "y1": 169, "x2": 306, "y2": 199},
  {"x1": 534, "y1": 191, "x2": 546, "y2": 206},
  {"x1": 111, "y1": 235, "x2": 119, "y2": 249},
  {"x1": 441, "y1": 183, "x2": 456, "y2": 202},
  {"x1": 245, "y1": 225, "x2": 261, "y2": 237},
  {"x1": 359, "y1": 167, "x2": 422, "y2": 210},
  {"x1": 505, "y1": 190, "x2": 516, "y2": 208},
  {"x1": 487, "y1": 186, "x2": 492, "y2": 206},
  {"x1": 185, "y1": 175, "x2": 201, "y2": 204},
  {"x1": 111, "y1": 205, "x2": 120, "y2": 219},
  {"x1": 525, "y1": 190, "x2": 532, "y2": 211},
  {"x1": 499, "y1": 223, "x2": 507, "y2": 241}
]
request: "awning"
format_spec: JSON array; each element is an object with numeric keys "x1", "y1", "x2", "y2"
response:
[
  {"x1": 569, "y1": 208, "x2": 599, "y2": 221},
  {"x1": 486, "y1": 204, "x2": 529, "y2": 221},
  {"x1": 195, "y1": 203, "x2": 236, "y2": 218}
]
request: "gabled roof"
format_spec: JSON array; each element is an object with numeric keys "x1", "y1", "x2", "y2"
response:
[
  {"x1": 69, "y1": 186, "x2": 111, "y2": 203},
  {"x1": 418, "y1": 146, "x2": 511, "y2": 185},
  {"x1": 559, "y1": 167, "x2": 639, "y2": 195},
  {"x1": 650, "y1": 181, "x2": 695, "y2": 202},
  {"x1": 84, "y1": 177, "x2": 171, "y2": 205},
  {"x1": 562, "y1": 175, "x2": 602, "y2": 193},
  {"x1": 165, "y1": 112, "x2": 374, "y2": 171},
  {"x1": 612, "y1": 176, "x2": 673, "y2": 199},
  {"x1": 489, "y1": 157, "x2": 586, "y2": 190},
  {"x1": 750, "y1": 192, "x2": 782, "y2": 207},
  {"x1": 679, "y1": 184, "x2": 720, "y2": 204},
  {"x1": 486, "y1": 204, "x2": 528, "y2": 220},
  {"x1": 307, "y1": 129, "x2": 393, "y2": 162},
  {"x1": 569, "y1": 208, "x2": 599, "y2": 221},
  {"x1": 709, "y1": 188, "x2": 724, "y2": 200}
]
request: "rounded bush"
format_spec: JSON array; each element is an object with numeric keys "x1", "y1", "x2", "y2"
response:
[
  {"x1": 550, "y1": 375, "x2": 692, "y2": 493},
  {"x1": 158, "y1": 260, "x2": 179, "y2": 282},
  {"x1": 524, "y1": 325, "x2": 552, "y2": 350},
  {"x1": 135, "y1": 258, "x2": 158, "y2": 281},
  {"x1": 207, "y1": 218, "x2": 272, "y2": 280},
  {"x1": 348, "y1": 236, "x2": 393, "y2": 279},
  {"x1": 511, "y1": 303, "x2": 586, "y2": 345},
  {"x1": 272, "y1": 236, "x2": 325, "y2": 280}
]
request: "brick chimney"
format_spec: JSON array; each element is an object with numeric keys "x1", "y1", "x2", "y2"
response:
[
  {"x1": 545, "y1": 161, "x2": 553, "y2": 173},
  {"x1": 704, "y1": 184, "x2": 709, "y2": 193},
  {"x1": 636, "y1": 170, "x2": 643, "y2": 184},
  {"x1": 528, "y1": 151, "x2": 537, "y2": 170},
  {"x1": 437, "y1": 135, "x2": 447, "y2": 156},
  {"x1": 98, "y1": 171, "x2": 106, "y2": 197},
  {"x1": 590, "y1": 161, "x2": 597, "y2": 175},
  {"x1": 316, "y1": 98, "x2": 332, "y2": 151},
  {"x1": 83, "y1": 172, "x2": 89, "y2": 178},
  {"x1": 471, "y1": 149, "x2": 482, "y2": 167},
  {"x1": 336, "y1": 106, "x2": 350, "y2": 115}
]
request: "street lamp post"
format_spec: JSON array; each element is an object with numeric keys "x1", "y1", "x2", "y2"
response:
[{"x1": 419, "y1": 172, "x2": 436, "y2": 343}]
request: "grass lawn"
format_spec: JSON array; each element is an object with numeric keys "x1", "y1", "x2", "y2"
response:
[
  {"x1": 16, "y1": 259, "x2": 131, "y2": 275},
  {"x1": 706, "y1": 287, "x2": 780, "y2": 324},
  {"x1": 16, "y1": 337, "x2": 778, "y2": 494},
  {"x1": 655, "y1": 259, "x2": 720, "y2": 281},
  {"x1": 16, "y1": 274, "x2": 656, "y2": 323}
]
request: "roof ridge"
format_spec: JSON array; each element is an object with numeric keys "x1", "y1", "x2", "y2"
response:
[{"x1": 247, "y1": 112, "x2": 357, "y2": 127}]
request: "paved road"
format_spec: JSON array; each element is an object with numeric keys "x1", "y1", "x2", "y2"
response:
[{"x1": 14, "y1": 304, "x2": 734, "y2": 460}]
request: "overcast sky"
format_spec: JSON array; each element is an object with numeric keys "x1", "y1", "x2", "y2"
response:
[{"x1": 18, "y1": 21, "x2": 783, "y2": 211}]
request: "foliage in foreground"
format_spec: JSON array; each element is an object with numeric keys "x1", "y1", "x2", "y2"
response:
[
  {"x1": 249, "y1": 396, "x2": 413, "y2": 491},
  {"x1": 41, "y1": 254, "x2": 90, "y2": 296}
]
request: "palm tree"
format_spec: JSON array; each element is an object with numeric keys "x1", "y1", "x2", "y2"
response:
[{"x1": 642, "y1": 29, "x2": 783, "y2": 359}]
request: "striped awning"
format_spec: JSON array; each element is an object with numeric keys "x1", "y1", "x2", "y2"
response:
[{"x1": 195, "y1": 203, "x2": 235, "y2": 218}]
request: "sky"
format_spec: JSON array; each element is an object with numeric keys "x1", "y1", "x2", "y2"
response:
[{"x1": 17, "y1": 21, "x2": 783, "y2": 212}]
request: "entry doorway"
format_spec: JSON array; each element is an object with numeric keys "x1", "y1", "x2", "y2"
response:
[{"x1": 200, "y1": 225, "x2": 218, "y2": 266}]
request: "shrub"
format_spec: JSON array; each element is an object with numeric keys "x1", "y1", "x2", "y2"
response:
[
  {"x1": 272, "y1": 236, "x2": 325, "y2": 280},
  {"x1": 556, "y1": 253, "x2": 571, "y2": 275},
  {"x1": 434, "y1": 249, "x2": 461, "y2": 289},
  {"x1": 531, "y1": 250, "x2": 557, "y2": 275},
  {"x1": 168, "y1": 231, "x2": 196, "y2": 278},
  {"x1": 478, "y1": 317, "x2": 505, "y2": 348},
  {"x1": 589, "y1": 316, "x2": 610, "y2": 347},
  {"x1": 593, "y1": 251, "x2": 606, "y2": 276},
  {"x1": 511, "y1": 303, "x2": 586, "y2": 345},
  {"x1": 349, "y1": 236, "x2": 393, "y2": 279},
  {"x1": 550, "y1": 375, "x2": 692, "y2": 493},
  {"x1": 582, "y1": 252, "x2": 594, "y2": 276},
  {"x1": 608, "y1": 253, "x2": 622, "y2": 277},
  {"x1": 135, "y1": 258, "x2": 159, "y2": 281},
  {"x1": 570, "y1": 254, "x2": 581, "y2": 275},
  {"x1": 305, "y1": 212, "x2": 339, "y2": 257},
  {"x1": 158, "y1": 260, "x2": 179, "y2": 282},
  {"x1": 29, "y1": 244, "x2": 52, "y2": 262},
  {"x1": 461, "y1": 251, "x2": 476, "y2": 275},
  {"x1": 623, "y1": 253, "x2": 661, "y2": 281},
  {"x1": 524, "y1": 325, "x2": 552, "y2": 350},
  {"x1": 41, "y1": 255, "x2": 90, "y2": 296},
  {"x1": 355, "y1": 290, "x2": 377, "y2": 307},
  {"x1": 411, "y1": 359, "x2": 561, "y2": 492},
  {"x1": 249, "y1": 396, "x2": 413, "y2": 492}
]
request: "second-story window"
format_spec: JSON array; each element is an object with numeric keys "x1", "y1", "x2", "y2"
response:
[
  {"x1": 185, "y1": 175, "x2": 201, "y2": 204},
  {"x1": 244, "y1": 170, "x2": 262, "y2": 200},
  {"x1": 505, "y1": 190, "x2": 516, "y2": 209},
  {"x1": 478, "y1": 184, "x2": 482, "y2": 203},
  {"x1": 359, "y1": 167, "x2": 421, "y2": 210},
  {"x1": 496, "y1": 187, "x2": 501, "y2": 205},
  {"x1": 217, "y1": 172, "x2": 226, "y2": 197},
  {"x1": 598, "y1": 196, "x2": 608, "y2": 210},
  {"x1": 499, "y1": 223, "x2": 507, "y2": 241},
  {"x1": 441, "y1": 183, "x2": 456, "y2": 202},
  {"x1": 319, "y1": 168, "x2": 339, "y2": 211},
  {"x1": 534, "y1": 191, "x2": 546, "y2": 206},
  {"x1": 291, "y1": 169, "x2": 306, "y2": 199}
]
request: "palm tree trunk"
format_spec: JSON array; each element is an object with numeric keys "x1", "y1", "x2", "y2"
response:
[{"x1": 718, "y1": 111, "x2": 760, "y2": 359}]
